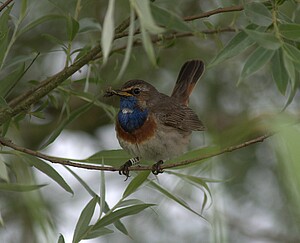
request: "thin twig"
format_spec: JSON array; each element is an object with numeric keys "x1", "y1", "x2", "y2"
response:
[
  {"x1": 184, "y1": 5, "x2": 244, "y2": 21},
  {"x1": 0, "y1": 0, "x2": 13, "y2": 12},
  {"x1": 0, "y1": 134, "x2": 270, "y2": 172}
]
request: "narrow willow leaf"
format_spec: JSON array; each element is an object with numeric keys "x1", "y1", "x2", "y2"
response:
[
  {"x1": 0, "y1": 183, "x2": 46, "y2": 192},
  {"x1": 209, "y1": 30, "x2": 255, "y2": 67},
  {"x1": 130, "y1": 0, "x2": 164, "y2": 34},
  {"x1": 57, "y1": 234, "x2": 65, "y2": 243},
  {"x1": 86, "y1": 149, "x2": 131, "y2": 167},
  {"x1": 100, "y1": 165, "x2": 106, "y2": 218},
  {"x1": 282, "y1": 52, "x2": 296, "y2": 109},
  {"x1": 283, "y1": 43, "x2": 300, "y2": 65},
  {"x1": 101, "y1": 0, "x2": 115, "y2": 63},
  {"x1": 78, "y1": 18, "x2": 102, "y2": 33},
  {"x1": 116, "y1": 7, "x2": 135, "y2": 80},
  {"x1": 148, "y1": 180, "x2": 205, "y2": 219},
  {"x1": 83, "y1": 227, "x2": 113, "y2": 240},
  {"x1": 238, "y1": 47, "x2": 275, "y2": 84},
  {"x1": 67, "y1": 15, "x2": 80, "y2": 41},
  {"x1": 244, "y1": 2, "x2": 272, "y2": 26},
  {"x1": 41, "y1": 102, "x2": 93, "y2": 149},
  {"x1": 0, "y1": 7, "x2": 12, "y2": 68},
  {"x1": 0, "y1": 159, "x2": 9, "y2": 182},
  {"x1": 122, "y1": 171, "x2": 150, "y2": 199},
  {"x1": 24, "y1": 156, "x2": 73, "y2": 194},
  {"x1": 73, "y1": 196, "x2": 98, "y2": 243},
  {"x1": 91, "y1": 204, "x2": 155, "y2": 231},
  {"x1": 166, "y1": 171, "x2": 212, "y2": 212},
  {"x1": 244, "y1": 29, "x2": 281, "y2": 50},
  {"x1": 17, "y1": 15, "x2": 65, "y2": 37},
  {"x1": 65, "y1": 167, "x2": 129, "y2": 236},
  {"x1": 271, "y1": 49, "x2": 288, "y2": 95},
  {"x1": 283, "y1": 50, "x2": 296, "y2": 85},
  {"x1": 141, "y1": 25, "x2": 157, "y2": 66},
  {"x1": 115, "y1": 199, "x2": 146, "y2": 208},
  {"x1": 65, "y1": 166, "x2": 98, "y2": 197},
  {"x1": 151, "y1": 3, "x2": 191, "y2": 32},
  {"x1": 279, "y1": 23, "x2": 300, "y2": 41}
]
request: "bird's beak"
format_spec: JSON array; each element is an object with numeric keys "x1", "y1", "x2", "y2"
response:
[{"x1": 104, "y1": 87, "x2": 132, "y2": 97}]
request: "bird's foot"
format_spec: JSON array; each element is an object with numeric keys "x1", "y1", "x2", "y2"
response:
[
  {"x1": 152, "y1": 160, "x2": 164, "y2": 175},
  {"x1": 119, "y1": 161, "x2": 132, "y2": 181},
  {"x1": 119, "y1": 157, "x2": 140, "y2": 181}
]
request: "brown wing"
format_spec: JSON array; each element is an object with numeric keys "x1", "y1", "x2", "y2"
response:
[{"x1": 153, "y1": 95, "x2": 205, "y2": 132}]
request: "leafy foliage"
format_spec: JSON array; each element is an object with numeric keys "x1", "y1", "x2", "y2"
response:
[{"x1": 0, "y1": 0, "x2": 300, "y2": 242}]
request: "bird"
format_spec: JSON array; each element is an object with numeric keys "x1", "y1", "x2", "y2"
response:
[{"x1": 104, "y1": 60, "x2": 205, "y2": 179}]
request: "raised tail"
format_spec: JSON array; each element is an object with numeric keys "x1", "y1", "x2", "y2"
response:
[{"x1": 171, "y1": 60, "x2": 205, "y2": 106}]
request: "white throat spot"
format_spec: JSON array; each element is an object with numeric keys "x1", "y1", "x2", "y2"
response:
[{"x1": 122, "y1": 108, "x2": 133, "y2": 114}]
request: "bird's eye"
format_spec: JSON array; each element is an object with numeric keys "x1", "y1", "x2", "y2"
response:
[{"x1": 132, "y1": 88, "x2": 141, "y2": 95}]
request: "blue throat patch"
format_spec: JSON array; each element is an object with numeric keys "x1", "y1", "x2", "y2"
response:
[{"x1": 118, "y1": 96, "x2": 148, "y2": 133}]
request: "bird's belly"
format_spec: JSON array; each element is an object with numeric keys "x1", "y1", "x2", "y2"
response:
[{"x1": 117, "y1": 125, "x2": 191, "y2": 161}]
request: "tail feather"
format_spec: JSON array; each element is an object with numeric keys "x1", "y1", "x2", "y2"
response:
[{"x1": 171, "y1": 60, "x2": 205, "y2": 105}]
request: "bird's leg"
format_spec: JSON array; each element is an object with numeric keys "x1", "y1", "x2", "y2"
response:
[
  {"x1": 152, "y1": 160, "x2": 164, "y2": 175},
  {"x1": 119, "y1": 157, "x2": 140, "y2": 180}
]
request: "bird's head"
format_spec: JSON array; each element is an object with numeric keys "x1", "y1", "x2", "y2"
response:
[
  {"x1": 104, "y1": 80, "x2": 158, "y2": 133},
  {"x1": 105, "y1": 80, "x2": 158, "y2": 109}
]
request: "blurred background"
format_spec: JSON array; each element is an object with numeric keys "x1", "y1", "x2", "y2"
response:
[{"x1": 0, "y1": 0, "x2": 300, "y2": 242}]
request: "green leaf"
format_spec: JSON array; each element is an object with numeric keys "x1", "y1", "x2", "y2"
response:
[
  {"x1": 244, "y1": 2, "x2": 273, "y2": 26},
  {"x1": 282, "y1": 52, "x2": 296, "y2": 109},
  {"x1": 116, "y1": 7, "x2": 135, "y2": 80},
  {"x1": 57, "y1": 234, "x2": 65, "y2": 243},
  {"x1": 91, "y1": 204, "x2": 155, "y2": 230},
  {"x1": 100, "y1": 167, "x2": 106, "y2": 218},
  {"x1": 141, "y1": 25, "x2": 157, "y2": 66},
  {"x1": 66, "y1": 15, "x2": 80, "y2": 41},
  {"x1": 78, "y1": 18, "x2": 101, "y2": 33},
  {"x1": 24, "y1": 156, "x2": 73, "y2": 194},
  {"x1": 86, "y1": 149, "x2": 131, "y2": 167},
  {"x1": 271, "y1": 49, "x2": 288, "y2": 95},
  {"x1": 166, "y1": 171, "x2": 212, "y2": 213},
  {"x1": 0, "y1": 183, "x2": 46, "y2": 192},
  {"x1": 65, "y1": 167, "x2": 129, "y2": 236},
  {"x1": 115, "y1": 199, "x2": 146, "y2": 208},
  {"x1": 73, "y1": 196, "x2": 98, "y2": 243},
  {"x1": 244, "y1": 29, "x2": 281, "y2": 50},
  {"x1": 41, "y1": 102, "x2": 93, "y2": 149},
  {"x1": 83, "y1": 227, "x2": 113, "y2": 240},
  {"x1": 0, "y1": 64, "x2": 25, "y2": 98},
  {"x1": 238, "y1": 47, "x2": 275, "y2": 84},
  {"x1": 0, "y1": 7, "x2": 12, "y2": 68},
  {"x1": 122, "y1": 171, "x2": 150, "y2": 199},
  {"x1": 101, "y1": 0, "x2": 115, "y2": 63},
  {"x1": 130, "y1": 0, "x2": 164, "y2": 34},
  {"x1": 17, "y1": 15, "x2": 65, "y2": 37},
  {"x1": 209, "y1": 29, "x2": 255, "y2": 67},
  {"x1": 148, "y1": 180, "x2": 205, "y2": 219},
  {"x1": 283, "y1": 43, "x2": 300, "y2": 65},
  {"x1": 151, "y1": 4, "x2": 191, "y2": 32},
  {"x1": 279, "y1": 23, "x2": 300, "y2": 41},
  {"x1": 0, "y1": 158, "x2": 9, "y2": 182}
]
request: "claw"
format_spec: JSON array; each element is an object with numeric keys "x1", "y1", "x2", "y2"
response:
[
  {"x1": 119, "y1": 160, "x2": 132, "y2": 181},
  {"x1": 152, "y1": 160, "x2": 164, "y2": 175}
]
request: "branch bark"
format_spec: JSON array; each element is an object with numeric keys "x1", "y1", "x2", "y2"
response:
[{"x1": 0, "y1": 134, "x2": 270, "y2": 173}]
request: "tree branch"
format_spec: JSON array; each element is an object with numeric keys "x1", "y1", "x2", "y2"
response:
[
  {"x1": 0, "y1": 134, "x2": 270, "y2": 173},
  {"x1": 184, "y1": 5, "x2": 244, "y2": 21},
  {"x1": 0, "y1": 0, "x2": 13, "y2": 12}
]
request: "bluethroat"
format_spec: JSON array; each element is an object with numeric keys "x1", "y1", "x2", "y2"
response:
[{"x1": 105, "y1": 60, "x2": 205, "y2": 179}]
